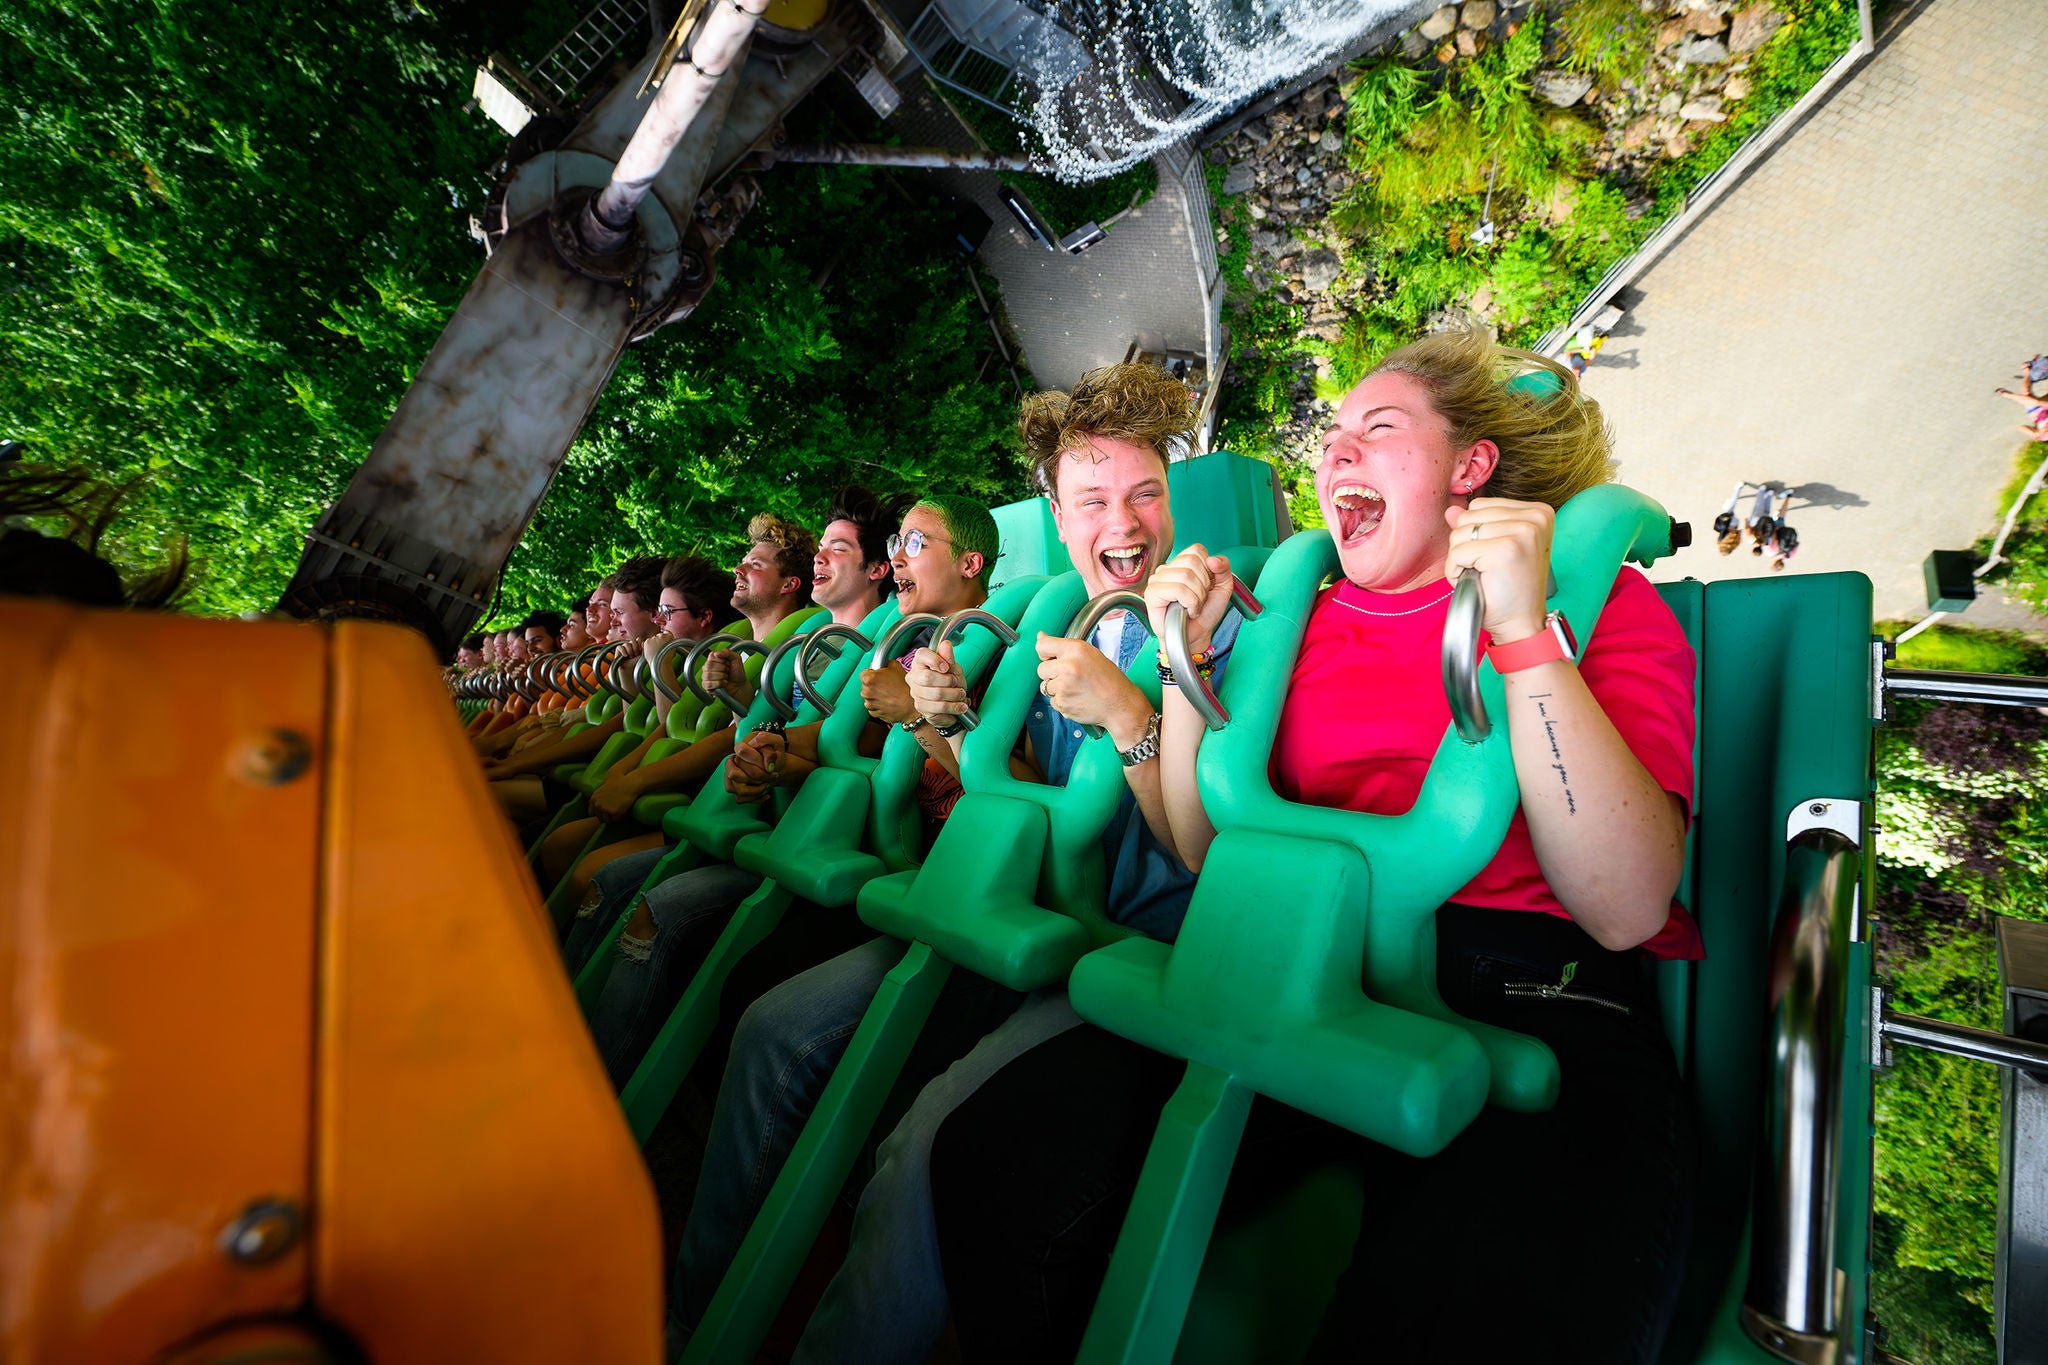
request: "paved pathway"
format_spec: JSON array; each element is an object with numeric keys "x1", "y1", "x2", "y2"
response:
[
  {"x1": 891, "y1": 78, "x2": 1216, "y2": 391},
  {"x1": 1581, "y1": 0, "x2": 2048, "y2": 628}
]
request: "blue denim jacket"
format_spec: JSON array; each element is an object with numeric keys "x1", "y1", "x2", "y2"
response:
[{"x1": 1022, "y1": 609, "x2": 1240, "y2": 944}]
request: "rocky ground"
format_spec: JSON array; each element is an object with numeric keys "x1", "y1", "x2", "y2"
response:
[{"x1": 1205, "y1": 0, "x2": 1807, "y2": 463}]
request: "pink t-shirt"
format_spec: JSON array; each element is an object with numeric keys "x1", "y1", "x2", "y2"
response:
[{"x1": 1269, "y1": 567, "x2": 1703, "y2": 960}]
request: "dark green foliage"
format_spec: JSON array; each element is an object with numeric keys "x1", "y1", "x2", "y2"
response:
[
  {"x1": 1872, "y1": 692, "x2": 2048, "y2": 1357},
  {"x1": 1870, "y1": 1215, "x2": 1998, "y2": 1365},
  {"x1": 1, "y1": 0, "x2": 501, "y2": 613},
  {"x1": 1555, "y1": 0, "x2": 1659, "y2": 83},
  {"x1": 3, "y1": 0, "x2": 1028, "y2": 619},
  {"x1": 1212, "y1": 0, "x2": 1863, "y2": 434},
  {"x1": 489, "y1": 166, "x2": 1032, "y2": 622}
]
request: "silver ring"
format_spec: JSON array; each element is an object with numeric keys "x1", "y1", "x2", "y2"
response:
[
  {"x1": 1040, "y1": 679, "x2": 1054, "y2": 697},
  {"x1": 1469, "y1": 522, "x2": 1484, "y2": 541}
]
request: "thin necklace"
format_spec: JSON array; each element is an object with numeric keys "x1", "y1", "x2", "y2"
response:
[{"x1": 1333, "y1": 582, "x2": 1454, "y2": 618}]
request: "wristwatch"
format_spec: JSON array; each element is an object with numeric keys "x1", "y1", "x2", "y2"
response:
[
  {"x1": 1117, "y1": 711, "x2": 1162, "y2": 767},
  {"x1": 1488, "y1": 611, "x2": 1578, "y2": 673},
  {"x1": 929, "y1": 715, "x2": 966, "y2": 739}
]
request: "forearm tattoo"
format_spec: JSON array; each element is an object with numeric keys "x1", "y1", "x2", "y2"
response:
[{"x1": 1528, "y1": 693, "x2": 1577, "y2": 815}]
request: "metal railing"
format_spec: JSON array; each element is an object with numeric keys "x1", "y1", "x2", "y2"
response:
[
  {"x1": 1537, "y1": 0, "x2": 1876, "y2": 356},
  {"x1": 1883, "y1": 668, "x2": 2048, "y2": 710},
  {"x1": 528, "y1": 0, "x2": 652, "y2": 110},
  {"x1": 905, "y1": 5, "x2": 1031, "y2": 118}
]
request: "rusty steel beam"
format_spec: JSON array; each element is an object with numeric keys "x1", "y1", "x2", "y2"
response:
[
  {"x1": 769, "y1": 142, "x2": 1054, "y2": 173},
  {"x1": 583, "y1": 0, "x2": 771, "y2": 249}
]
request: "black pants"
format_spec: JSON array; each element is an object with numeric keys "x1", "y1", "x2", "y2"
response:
[{"x1": 930, "y1": 905, "x2": 1697, "y2": 1365}]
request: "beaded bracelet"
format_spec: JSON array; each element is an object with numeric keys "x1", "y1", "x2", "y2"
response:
[{"x1": 1157, "y1": 645, "x2": 1218, "y2": 689}]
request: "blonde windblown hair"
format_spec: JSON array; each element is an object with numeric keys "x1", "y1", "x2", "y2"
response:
[{"x1": 1370, "y1": 326, "x2": 1616, "y2": 509}]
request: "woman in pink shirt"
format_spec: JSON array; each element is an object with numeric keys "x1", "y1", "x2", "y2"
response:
[{"x1": 930, "y1": 327, "x2": 1699, "y2": 1364}]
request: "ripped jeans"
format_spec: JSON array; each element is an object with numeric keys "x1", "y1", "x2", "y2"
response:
[
  {"x1": 560, "y1": 844, "x2": 668, "y2": 976},
  {"x1": 581, "y1": 860, "x2": 764, "y2": 1088}
]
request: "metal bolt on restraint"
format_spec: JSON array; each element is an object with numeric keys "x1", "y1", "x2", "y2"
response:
[
  {"x1": 219, "y1": 1198, "x2": 302, "y2": 1264},
  {"x1": 239, "y1": 729, "x2": 313, "y2": 786}
]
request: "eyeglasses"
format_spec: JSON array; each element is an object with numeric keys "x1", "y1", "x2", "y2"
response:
[
  {"x1": 887, "y1": 529, "x2": 956, "y2": 559},
  {"x1": 653, "y1": 604, "x2": 682, "y2": 620}
]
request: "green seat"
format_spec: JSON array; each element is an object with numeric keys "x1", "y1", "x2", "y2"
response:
[
  {"x1": 1175, "y1": 570, "x2": 1877, "y2": 1365},
  {"x1": 536, "y1": 609, "x2": 829, "y2": 917},
  {"x1": 570, "y1": 604, "x2": 879, "y2": 1013},
  {"x1": 1069, "y1": 485, "x2": 1682, "y2": 1363},
  {"x1": 680, "y1": 556, "x2": 1286, "y2": 1365},
  {"x1": 616, "y1": 574, "x2": 1049, "y2": 1145}
]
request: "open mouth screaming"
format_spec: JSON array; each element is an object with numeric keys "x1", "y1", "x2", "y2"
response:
[
  {"x1": 1098, "y1": 545, "x2": 1149, "y2": 587},
  {"x1": 1331, "y1": 483, "x2": 1385, "y2": 545}
]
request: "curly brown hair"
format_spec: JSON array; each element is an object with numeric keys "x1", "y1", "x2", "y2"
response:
[
  {"x1": 1019, "y1": 362, "x2": 1198, "y2": 499},
  {"x1": 746, "y1": 511, "x2": 817, "y2": 602}
]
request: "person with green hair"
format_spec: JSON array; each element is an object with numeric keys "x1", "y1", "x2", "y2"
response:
[{"x1": 899, "y1": 492, "x2": 1000, "y2": 587}]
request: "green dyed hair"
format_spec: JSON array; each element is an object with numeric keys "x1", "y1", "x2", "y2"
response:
[{"x1": 911, "y1": 494, "x2": 1000, "y2": 586}]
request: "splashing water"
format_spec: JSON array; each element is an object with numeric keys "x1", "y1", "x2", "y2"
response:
[{"x1": 1021, "y1": 0, "x2": 1420, "y2": 181}]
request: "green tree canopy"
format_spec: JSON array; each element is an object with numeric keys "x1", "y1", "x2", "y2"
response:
[{"x1": 2, "y1": 0, "x2": 1028, "y2": 619}]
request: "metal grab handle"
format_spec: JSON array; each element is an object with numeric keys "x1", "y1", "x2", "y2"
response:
[
  {"x1": 594, "y1": 640, "x2": 639, "y2": 698},
  {"x1": 623, "y1": 655, "x2": 652, "y2": 701},
  {"x1": 1065, "y1": 591, "x2": 1151, "y2": 740},
  {"x1": 649, "y1": 636, "x2": 699, "y2": 703},
  {"x1": 869, "y1": 613, "x2": 945, "y2": 672},
  {"x1": 709, "y1": 639, "x2": 769, "y2": 715},
  {"x1": 681, "y1": 633, "x2": 745, "y2": 706},
  {"x1": 1159, "y1": 577, "x2": 1264, "y2": 733},
  {"x1": 795, "y1": 624, "x2": 872, "y2": 717},
  {"x1": 758, "y1": 633, "x2": 812, "y2": 721},
  {"x1": 931, "y1": 608, "x2": 1021, "y2": 732},
  {"x1": 570, "y1": 643, "x2": 609, "y2": 701},
  {"x1": 1443, "y1": 571, "x2": 1489, "y2": 744}
]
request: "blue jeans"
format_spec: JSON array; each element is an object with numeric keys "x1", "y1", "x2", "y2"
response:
[
  {"x1": 582, "y1": 860, "x2": 763, "y2": 1088},
  {"x1": 672, "y1": 937, "x2": 900, "y2": 1335},
  {"x1": 560, "y1": 844, "x2": 668, "y2": 975},
  {"x1": 792, "y1": 988, "x2": 1084, "y2": 1365}
]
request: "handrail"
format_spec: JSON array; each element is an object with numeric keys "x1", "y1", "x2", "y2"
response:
[
  {"x1": 1537, "y1": 9, "x2": 1874, "y2": 356},
  {"x1": 1066, "y1": 590, "x2": 1150, "y2": 739},
  {"x1": 567, "y1": 642, "x2": 608, "y2": 700},
  {"x1": 1442, "y1": 572, "x2": 1488, "y2": 744},
  {"x1": 869, "y1": 613, "x2": 945, "y2": 672},
  {"x1": 757, "y1": 632, "x2": 813, "y2": 722},
  {"x1": 933, "y1": 608, "x2": 1021, "y2": 731},
  {"x1": 623, "y1": 654, "x2": 651, "y2": 701},
  {"x1": 1883, "y1": 668, "x2": 2048, "y2": 709},
  {"x1": 593, "y1": 639, "x2": 639, "y2": 698},
  {"x1": 1741, "y1": 823, "x2": 1860, "y2": 1363},
  {"x1": 1876, "y1": 1002, "x2": 2048, "y2": 1077},
  {"x1": 649, "y1": 635, "x2": 697, "y2": 703},
  {"x1": 682, "y1": 633, "x2": 744, "y2": 707},
  {"x1": 1157, "y1": 578, "x2": 1263, "y2": 731},
  {"x1": 794, "y1": 625, "x2": 871, "y2": 717},
  {"x1": 709, "y1": 639, "x2": 768, "y2": 715}
]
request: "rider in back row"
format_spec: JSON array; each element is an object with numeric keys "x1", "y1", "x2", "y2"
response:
[{"x1": 442, "y1": 324, "x2": 1700, "y2": 1365}]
